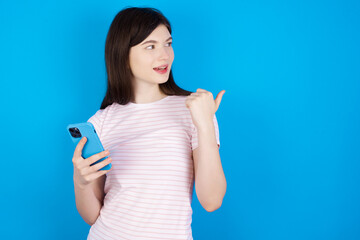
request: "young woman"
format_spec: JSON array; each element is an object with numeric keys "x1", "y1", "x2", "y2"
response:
[{"x1": 71, "y1": 7, "x2": 226, "y2": 239}]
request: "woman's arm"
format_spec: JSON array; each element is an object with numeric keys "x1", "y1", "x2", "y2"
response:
[
  {"x1": 193, "y1": 122, "x2": 226, "y2": 212},
  {"x1": 74, "y1": 173, "x2": 106, "y2": 225},
  {"x1": 71, "y1": 137, "x2": 112, "y2": 226}
]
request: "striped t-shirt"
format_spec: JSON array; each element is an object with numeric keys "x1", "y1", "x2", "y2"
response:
[{"x1": 86, "y1": 95, "x2": 220, "y2": 240}]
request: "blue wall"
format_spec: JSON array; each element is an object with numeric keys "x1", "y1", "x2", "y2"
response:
[{"x1": 1, "y1": 0, "x2": 359, "y2": 239}]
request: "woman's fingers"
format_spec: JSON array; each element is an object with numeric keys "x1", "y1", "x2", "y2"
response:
[
  {"x1": 89, "y1": 157, "x2": 113, "y2": 173},
  {"x1": 72, "y1": 137, "x2": 87, "y2": 163},
  {"x1": 82, "y1": 158, "x2": 113, "y2": 179},
  {"x1": 84, "y1": 150, "x2": 110, "y2": 167},
  {"x1": 71, "y1": 137, "x2": 112, "y2": 187},
  {"x1": 85, "y1": 168, "x2": 112, "y2": 183},
  {"x1": 81, "y1": 156, "x2": 112, "y2": 176}
]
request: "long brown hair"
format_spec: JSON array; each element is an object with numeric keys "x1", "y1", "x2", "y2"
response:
[{"x1": 100, "y1": 7, "x2": 192, "y2": 109}]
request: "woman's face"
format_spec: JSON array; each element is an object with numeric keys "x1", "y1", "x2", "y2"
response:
[{"x1": 129, "y1": 24, "x2": 174, "y2": 87}]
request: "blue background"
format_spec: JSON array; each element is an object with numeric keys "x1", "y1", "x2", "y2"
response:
[{"x1": 1, "y1": 0, "x2": 359, "y2": 239}]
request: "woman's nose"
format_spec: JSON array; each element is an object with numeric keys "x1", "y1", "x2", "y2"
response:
[{"x1": 159, "y1": 47, "x2": 170, "y2": 60}]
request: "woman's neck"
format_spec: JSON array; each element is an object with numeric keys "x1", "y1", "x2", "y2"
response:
[{"x1": 131, "y1": 92, "x2": 168, "y2": 104}]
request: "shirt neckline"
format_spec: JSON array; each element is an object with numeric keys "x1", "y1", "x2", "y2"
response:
[{"x1": 128, "y1": 95, "x2": 171, "y2": 107}]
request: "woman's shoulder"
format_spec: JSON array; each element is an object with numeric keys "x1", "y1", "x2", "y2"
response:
[
  {"x1": 168, "y1": 94, "x2": 188, "y2": 103},
  {"x1": 165, "y1": 95, "x2": 189, "y2": 108},
  {"x1": 88, "y1": 102, "x2": 117, "y2": 121}
]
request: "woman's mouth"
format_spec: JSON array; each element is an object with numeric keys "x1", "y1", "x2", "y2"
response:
[{"x1": 153, "y1": 64, "x2": 168, "y2": 74}]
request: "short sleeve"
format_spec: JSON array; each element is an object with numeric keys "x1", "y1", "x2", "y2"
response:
[
  {"x1": 87, "y1": 109, "x2": 105, "y2": 140},
  {"x1": 191, "y1": 113, "x2": 220, "y2": 151}
]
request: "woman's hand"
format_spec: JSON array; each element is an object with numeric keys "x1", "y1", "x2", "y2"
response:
[
  {"x1": 72, "y1": 137, "x2": 112, "y2": 189},
  {"x1": 185, "y1": 88, "x2": 225, "y2": 128}
]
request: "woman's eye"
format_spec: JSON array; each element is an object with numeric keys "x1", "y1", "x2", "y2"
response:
[{"x1": 145, "y1": 42, "x2": 172, "y2": 50}]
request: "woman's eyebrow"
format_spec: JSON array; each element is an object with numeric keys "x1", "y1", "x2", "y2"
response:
[{"x1": 141, "y1": 37, "x2": 172, "y2": 45}]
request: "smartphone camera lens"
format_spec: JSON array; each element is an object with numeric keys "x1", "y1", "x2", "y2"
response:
[{"x1": 69, "y1": 127, "x2": 82, "y2": 138}]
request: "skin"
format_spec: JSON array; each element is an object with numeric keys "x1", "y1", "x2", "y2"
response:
[
  {"x1": 186, "y1": 88, "x2": 227, "y2": 211},
  {"x1": 129, "y1": 24, "x2": 174, "y2": 104}
]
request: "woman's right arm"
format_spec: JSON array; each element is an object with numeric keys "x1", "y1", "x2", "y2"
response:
[{"x1": 72, "y1": 137, "x2": 112, "y2": 226}]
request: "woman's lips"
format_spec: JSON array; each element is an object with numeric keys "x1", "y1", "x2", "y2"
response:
[{"x1": 153, "y1": 65, "x2": 168, "y2": 74}]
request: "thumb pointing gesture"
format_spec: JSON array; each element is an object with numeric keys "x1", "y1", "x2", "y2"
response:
[{"x1": 215, "y1": 90, "x2": 226, "y2": 112}]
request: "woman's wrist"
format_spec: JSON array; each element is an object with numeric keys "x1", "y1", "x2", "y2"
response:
[{"x1": 73, "y1": 176, "x2": 90, "y2": 190}]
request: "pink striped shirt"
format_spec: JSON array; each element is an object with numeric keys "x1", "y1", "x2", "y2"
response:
[{"x1": 86, "y1": 95, "x2": 220, "y2": 240}]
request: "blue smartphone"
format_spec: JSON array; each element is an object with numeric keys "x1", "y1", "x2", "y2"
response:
[{"x1": 66, "y1": 122, "x2": 111, "y2": 171}]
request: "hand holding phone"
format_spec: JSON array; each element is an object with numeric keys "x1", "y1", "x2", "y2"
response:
[
  {"x1": 72, "y1": 137, "x2": 112, "y2": 188},
  {"x1": 67, "y1": 122, "x2": 113, "y2": 189}
]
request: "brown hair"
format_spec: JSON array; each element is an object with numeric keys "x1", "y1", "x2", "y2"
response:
[{"x1": 100, "y1": 7, "x2": 192, "y2": 109}]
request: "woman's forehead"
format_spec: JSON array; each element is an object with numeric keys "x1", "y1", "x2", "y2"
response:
[{"x1": 142, "y1": 24, "x2": 171, "y2": 43}]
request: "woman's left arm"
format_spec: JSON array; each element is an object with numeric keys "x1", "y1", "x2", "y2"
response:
[
  {"x1": 193, "y1": 122, "x2": 227, "y2": 212},
  {"x1": 185, "y1": 88, "x2": 227, "y2": 212}
]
